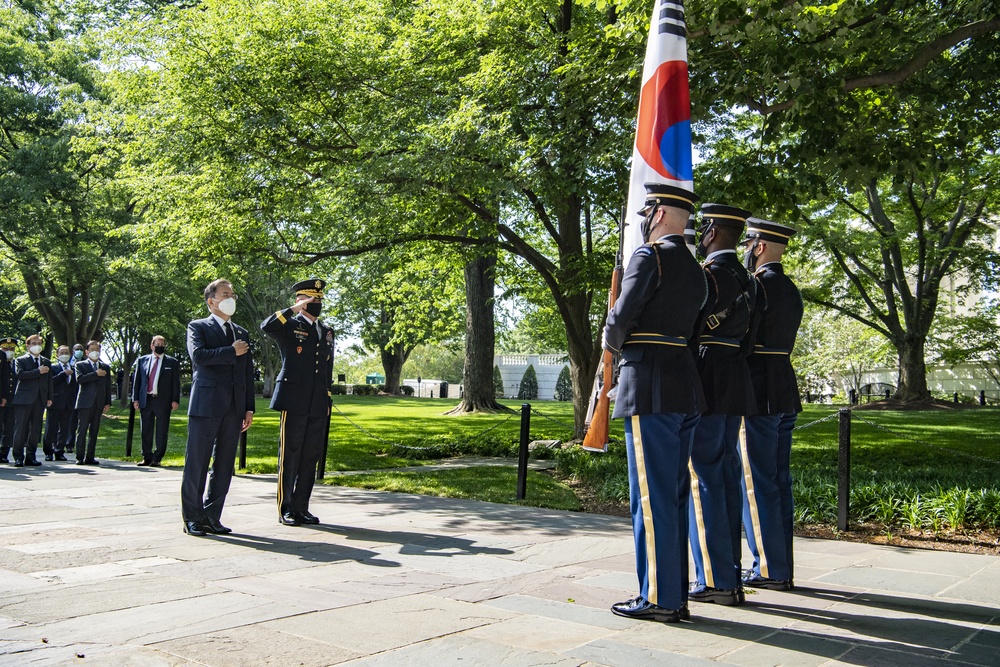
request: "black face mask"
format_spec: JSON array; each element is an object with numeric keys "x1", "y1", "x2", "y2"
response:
[
  {"x1": 743, "y1": 239, "x2": 761, "y2": 272},
  {"x1": 305, "y1": 301, "x2": 322, "y2": 318},
  {"x1": 640, "y1": 206, "x2": 658, "y2": 243},
  {"x1": 695, "y1": 223, "x2": 713, "y2": 260},
  {"x1": 154, "y1": 345, "x2": 166, "y2": 355}
]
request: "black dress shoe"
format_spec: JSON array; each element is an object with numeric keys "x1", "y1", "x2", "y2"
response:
[
  {"x1": 45, "y1": 454, "x2": 54, "y2": 461},
  {"x1": 742, "y1": 573, "x2": 794, "y2": 591},
  {"x1": 83, "y1": 459, "x2": 100, "y2": 465},
  {"x1": 137, "y1": 459, "x2": 153, "y2": 467},
  {"x1": 54, "y1": 454, "x2": 68, "y2": 461},
  {"x1": 75, "y1": 460, "x2": 85, "y2": 466},
  {"x1": 151, "y1": 459, "x2": 162, "y2": 467},
  {"x1": 688, "y1": 585, "x2": 745, "y2": 606},
  {"x1": 279, "y1": 512, "x2": 301, "y2": 526},
  {"x1": 183, "y1": 521, "x2": 207, "y2": 536},
  {"x1": 25, "y1": 459, "x2": 42, "y2": 466},
  {"x1": 610, "y1": 596, "x2": 690, "y2": 623},
  {"x1": 204, "y1": 518, "x2": 232, "y2": 534},
  {"x1": 13, "y1": 460, "x2": 24, "y2": 467},
  {"x1": 299, "y1": 511, "x2": 320, "y2": 525}
]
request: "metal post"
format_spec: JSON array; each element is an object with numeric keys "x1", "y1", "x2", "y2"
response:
[
  {"x1": 954, "y1": 392, "x2": 959, "y2": 404},
  {"x1": 884, "y1": 389, "x2": 890, "y2": 400},
  {"x1": 238, "y1": 430, "x2": 247, "y2": 470},
  {"x1": 125, "y1": 403, "x2": 136, "y2": 457},
  {"x1": 981, "y1": 390, "x2": 986, "y2": 406},
  {"x1": 849, "y1": 388, "x2": 857, "y2": 405},
  {"x1": 837, "y1": 408, "x2": 851, "y2": 532},
  {"x1": 516, "y1": 403, "x2": 530, "y2": 500},
  {"x1": 317, "y1": 410, "x2": 332, "y2": 481}
]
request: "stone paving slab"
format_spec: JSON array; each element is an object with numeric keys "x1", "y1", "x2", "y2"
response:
[{"x1": 1, "y1": 460, "x2": 999, "y2": 666}]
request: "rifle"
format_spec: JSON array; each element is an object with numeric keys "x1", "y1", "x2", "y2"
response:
[{"x1": 582, "y1": 205, "x2": 627, "y2": 453}]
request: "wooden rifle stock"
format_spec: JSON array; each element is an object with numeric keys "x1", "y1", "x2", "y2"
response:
[{"x1": 582, "y1": 264, "x2": 622, "y2": 453}]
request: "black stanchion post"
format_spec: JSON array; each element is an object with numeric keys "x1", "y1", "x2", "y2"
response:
[
  {"x1": 884, "y1": 389, "x2": 890, "y2": 400},
  {"x1": 317, "y1": 410, "x2": 331, "y2": 481},
  {"x1": 238, "y1": 430, "x2": 247, "y2": 470},
  {"x1": 849, "y1": 388, "x2": 857, "y2": 405},
  {"x1": 837, "y1": 408, "x2": 851, "y2": 532},
  {"x1": 981, "y1": 390, "x2": 986, "y2": 406},
  {"x1": 125, "y1": 403, "x2": 136, "y2": 458},
  {"x1": 954, "y1": 392, "x2": 959, "y2": 404},
  {"x1": 516, "y1": 403, "x2": 530, "y2": 500}
]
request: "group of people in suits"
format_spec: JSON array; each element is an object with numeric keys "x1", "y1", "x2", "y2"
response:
[
  {"x1": 603, "y1": 182, "x2": 803, "y2": 623},
  {"x1": 180, "y1": 278, "x2": 333, "y2": 537},
  {"x1": 0, "y1": 337, "x2": 114, "y2": 467}
]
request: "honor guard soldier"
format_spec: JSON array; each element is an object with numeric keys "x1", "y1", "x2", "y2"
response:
[
  {"x1": 686, "y1": 203, "x2": 757, "y2": 606},
  {"x1": 739, "y1": 217, "x2": 803, "y2": 591},
  {"x1": 261, "y1": 279, "x2": 335, "y2": 526},
  {"x1": 603, "y1": 183, "x2": 707, "y2": 623},
  {"x1": 0, "y1": 338, "x2": 18, "y2": 463}
]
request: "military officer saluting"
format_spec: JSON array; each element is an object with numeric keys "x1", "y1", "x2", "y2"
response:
[
  {"x1": 740, "y1": 217, "x2": 804, "y2": 591},
  {"x1": 603, "y1": 183, "x2": 707, "y2": 623},
  {"x1": 687, "y1": 203, "x2": 757, "y2": 607},
  {"x1": 261, "y1": 279, "x2": 335, "y2": 526}
]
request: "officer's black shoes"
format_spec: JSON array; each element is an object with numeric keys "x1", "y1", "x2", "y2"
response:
[
  {"x1": 611, "y1": 596, "x2": 690, "y2": 623},
  {"x1": 279, "y1": 512, "x2": 301, "y2": 526},
  {"x1": 45, "y1": 455, "x2": 54, "y2": 461},
  {"x1": 25, "y1": 459, "x2": 42, "y2": 466},
  {"x1": 75, "y1": 460, "x2": 85, "y2": 466},
  {"x1": 54, "y1": 454, "x2": 68, "y2": 461},
  {"x1": 742, "y1": 572, "x2": 794, "y2": 591},
  {"x1": 688, "y1": 585, "x2": 745, "y2": 606},
  {"x1": 83, "y1": 459, "x2": 100, "y2": 465},
  {"x1": 137, "y1": 459, "x2": 153, "y2": 466},
  {"x1": 183, "y1": 521, "x2": 208, "y2": 537},
  {"x1": 151, "y1": 459, "x2": 162, "y2": 467},
  {"x1": 13, "y1": 460, "x2": 24, "y2": 467},
  {"x1": 204, "y1": 518, "x2": 232, "y2": 535},
  {"x1": 299, "y1": 511, "x2": 320, "y2": 525}
]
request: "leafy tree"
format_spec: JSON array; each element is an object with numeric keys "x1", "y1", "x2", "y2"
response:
[
  {"x1": 554, "y1": 365, "x2": 573, "y2": 401},
  {"x1": 687, "y1": 0, "x2": 1000, "y2": 401},
  {"x1": 936, "y1": 301, "x2": 1000, "y2": 395},
  {"x1": 493, "y1": 365, "x2": 505, "y2": 399},
  {"x1": 517, "y1": 364, "x2": 539, "y2": 400}
]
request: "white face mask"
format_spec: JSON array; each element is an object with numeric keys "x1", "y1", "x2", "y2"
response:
[
  {"x1": 2, "y1": 350, "x2": 12, "y2": 360},
  {"x1": 217, "y1": 297, "x2": 237, "y2": 316},
  {"x1": 88, "y1": 350, "x2": 100, "y2": 361},
  {"x1": 29, "y1": 345, "x2": 42, "y2": 356},
  {"x1": 58, "y1": 354, "x2": 70, "y2": 363}
]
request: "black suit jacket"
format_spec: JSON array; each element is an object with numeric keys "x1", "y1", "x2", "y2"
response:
[
  {"x1": 131, "y1": 353, "x2": 182, "y2": 408},
  {"x1": 186, "y1": 316, "x2": 255, "y2": 418},
  {"x1": 49, "y1": 361, "x2": 77, "y2": 410},
  {"x1": 75, "y1": 360, "x2": 113, "y2": 410},
  {"x1": 747, "y1": 262, "x2": 804, "y2": 415},
  {"x1": 12, "y1": 355, "x2": 53, "y2": 405},
  {"x1": 260, "y1": 309, "x2": 334, "y2": 416},
  {"x1": 604, "y1": 235, "x2": 707, "y2": 418}
]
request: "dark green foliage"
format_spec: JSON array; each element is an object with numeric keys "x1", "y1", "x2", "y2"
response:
[
  {"x1": 331, "y1": 384, "x2": 347, "y2": 395},
  {"x1": 554, "y1": 365, "x2": 572, "y2": 401},
  {"x1": 517, "y1": 364, "x2": 538, "y2": 400},
  {"x1": 351, "y1": 384, "x2": 376, "y2": 396},
  {"x1": 493, "y1": 365, "x2": 505, "y2": 398}
]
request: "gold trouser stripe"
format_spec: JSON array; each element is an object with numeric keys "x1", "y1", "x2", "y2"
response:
[
  {"x1": 739, "y1": 417, "x2": 769, "y2": 578},
  {"x1": 277, "y1": 411, "x2": 287, "y2": 512},
  {"x1": 632, "y1": 416, "x2": 658, "y2": 605},
  {"x1": 623, "y1": 341, "x2": 687, "y2": 347},
  {"x1": 688, "y1": 462, "x2": 713, "y2": 587}
]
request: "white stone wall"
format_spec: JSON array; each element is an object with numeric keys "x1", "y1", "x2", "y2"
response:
[
  {"x1": 837, "y1": 363, "x2": 1000, "y2": 403},
  {"x1": 401, "y1": 378, "x2": 458, "y2": 398},
  {"x1": 494, "y1": 354, "x2": 570, "y2": 401}
]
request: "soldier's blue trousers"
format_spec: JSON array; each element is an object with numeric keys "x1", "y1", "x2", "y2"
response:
[
  {"x1": 624, "y1": 412, "x2": 698, "y2": 610},
  {"x1": 689, "y1": 414, "x2": 744, "y2": 590},
  {"x1": 740, "y1": 413, "x2": 797, "y2": 581}
]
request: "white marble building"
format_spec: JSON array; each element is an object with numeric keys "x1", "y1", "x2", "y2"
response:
[{"x1": 494, "y1": 354, "x2": 570, "y2": 401}]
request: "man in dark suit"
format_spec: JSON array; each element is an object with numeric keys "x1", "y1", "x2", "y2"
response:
[
  {"x1": 11, "y1": 334, "x2": 53, "y2": 466},
  {"x1": 131, "y1": 335, "x2": 181, "y2": 466},
  {"x1": 686, "y1": 203, "x2": 757, "y2": 607},
  {"x1": 739, "y1": 218, "x2": 804, "y2": 592},
  {"x1": 43, "y1": 345, "x2": 76, "y2": 461},
  {"x1": 181, "y1": 279, "x2": 255, "y2": 537},
  {"x1": 74, "y1": 340, "x2": 113, "y2": 465},
  {"x1": 602, "y1": 183, "x2": 706, "y2": 624},
  {"x1": 0, "y1": 338, "x2": 18, "y2": 463},
  {"x1": 261, "y1": 279, "x2": 334, "y2": 526}
]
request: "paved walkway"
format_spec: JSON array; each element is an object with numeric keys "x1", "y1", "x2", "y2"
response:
[{"x1": 1, "y1": 461, "x2": 998, "y2": 666}]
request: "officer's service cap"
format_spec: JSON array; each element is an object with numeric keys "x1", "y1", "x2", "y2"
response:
[
  {"x1": 293, "y1": 279, "x2": 326, "y2": 299},
  {"x1": 0, "y1": 337, "x2": 16, "y2": 347},
  {"x1": 700, "y1": 203, "x2": 752, "y2": 230},
  {"x1": 640, "y1": 183, "x2": 699, "y2": 214},
  {"x1": 745, "y1": 217, "x2": 798, "y2": 245}
]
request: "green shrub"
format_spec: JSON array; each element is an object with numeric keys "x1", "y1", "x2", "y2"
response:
[
  {"x1": 493, "y1": 365, "x2": 505, "y2": 398},
  {"x1": 517, "y1": 364, "x2": 538, "y2": 400},
  {"x1": 352, "y1": 384, "x2": 376, "y2": 396},
  {"x1": 400, "y1": 385, "x2": 414, "y2": 396},
  {"x1": 554, "y1": 365, "x2": 572, "y2": 401},
  {"x1": 331, "y1": 384, "x2": 347, "y2": 395}
]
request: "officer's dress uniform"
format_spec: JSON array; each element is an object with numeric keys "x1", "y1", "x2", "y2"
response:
[
  {"x1": 688, "y1": 232, "x2": 757, "y2": 600},
  {"x1": 604, "y1": 230, "x2": 707, "y2": 615},
  {"x1": 740, "y1": 219, "x2": 803, "y2": 588},
  {"x1": 260, "y1": 281, "x2": 334, "y2": 523}
]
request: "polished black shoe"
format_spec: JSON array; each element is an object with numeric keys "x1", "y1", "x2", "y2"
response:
[
  {"x1": 688, "y1": 584, "x2": 745, "y2": 606},
  {"x1": 204, "y1": 518, "x2": 232, "y2": 534},
  {"x1": 183, "y1": 521, "x2": 208, "y2": 536},
  {"x1": 742, "y1": 573, "x2": 793, "y2": 591},
  {"x1": 45, "y1": 454, "x2": 54, "y2": 461},
  {"x1": 83, "y1": 459, "x2": 100, "y2": 465},
  {"x1": 299, "y1": 511, "x2": 320, "y2": 525},
  {"x1": 137, "y1": 459, "x2": 153, "y2": 467},
  {"x1": 54, "y1": 454, "x2": 68, "y2": 461},
  {"x1": 610, "y1": 596, "x2": 690, "y2": 623},
  {"x1": 151, "y1": 459, "x2": 162, "y2": 467},
  {"x1": 0, "y1": 458, "x2": 9, "y2": 464},
  {"x1": 13, "y1": 460, "x2": 25, "y2": 467},
  {"x1": 25, "y1": 459, "x2": 42, "y2": 466},
  {"x1": 279, "y1": 512, "x2": 301, "y2": 526},
  {"x1": 75, "y1": 459, "x2": 85, "y2": 466}
]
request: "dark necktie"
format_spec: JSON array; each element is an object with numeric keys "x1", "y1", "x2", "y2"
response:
[{"x1": 224, "y1": 321, "x2": 235, "y2": 344}]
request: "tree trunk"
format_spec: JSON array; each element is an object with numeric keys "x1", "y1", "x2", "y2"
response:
[
  {"x1": 446, "y1": 250, "x2": 506, "y2": 414},
  {"x1": 895, "y1": 336, "x2": 930, "y2": 401},
  {"x1": 380, "y1": 344, "x2": 406, "y2": 394}
]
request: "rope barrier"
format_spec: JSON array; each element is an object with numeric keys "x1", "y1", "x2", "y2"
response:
[{"x1": 792, "y1": 412, "x2": 840, "y2": 431}]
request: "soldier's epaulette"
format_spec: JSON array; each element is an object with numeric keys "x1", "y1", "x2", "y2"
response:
[{"x1": 702, "y1": 259, "x2": 716, "y2": 267}]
